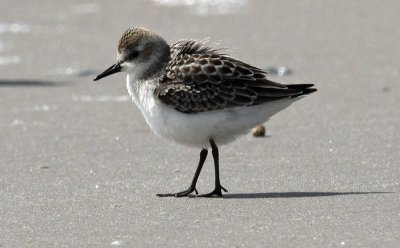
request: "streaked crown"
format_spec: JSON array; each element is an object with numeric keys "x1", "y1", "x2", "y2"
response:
[{"x1": 118, "y1": 27, "x2": 153, "y2": 54}]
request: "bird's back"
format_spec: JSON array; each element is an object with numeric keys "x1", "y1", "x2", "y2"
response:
[{"x1": 156, "y1": 39, "x2": 316, "y2": 114}]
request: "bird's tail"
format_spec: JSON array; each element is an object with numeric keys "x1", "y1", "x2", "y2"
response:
[{"x1": 286, "y1": 84, "x2": 317, "y2": 97}]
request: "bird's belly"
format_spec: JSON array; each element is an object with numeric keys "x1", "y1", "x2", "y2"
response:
[
  {"x1": 139, "y1": 98, "x2": 296, "y2": 148},
  {"x1": 141, "y1": 100, "x2": 231, "y2": 147}
]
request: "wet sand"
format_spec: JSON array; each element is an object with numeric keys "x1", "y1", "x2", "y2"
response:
[{"x1": 1, "y1": 1, "x2": 399, "y2": 247}]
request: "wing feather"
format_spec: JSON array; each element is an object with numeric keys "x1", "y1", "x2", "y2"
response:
[{"x1": 156, "y1": 39, "x2": 315, "y2": 114}]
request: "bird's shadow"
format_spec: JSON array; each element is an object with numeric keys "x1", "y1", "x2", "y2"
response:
[{"x1": 223, "y1": 191, "x2": 391, "y2": 199}]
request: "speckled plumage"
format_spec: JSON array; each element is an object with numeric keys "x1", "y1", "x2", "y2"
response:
[{"x1": 156, "y1": 40, "x2": 313, "y2": 113}]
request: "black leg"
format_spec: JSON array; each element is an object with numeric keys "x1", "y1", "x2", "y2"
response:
[
  {"x1": 157, "y1": 148, "x2": 208, "y2": 197},
  {"x1": 195, "y1": 138, "x2": 228, "y2": 197}
]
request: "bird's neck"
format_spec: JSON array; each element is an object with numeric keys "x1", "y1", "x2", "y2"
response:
[{"x1": 136, "y1": 45, "x2": 170, "y2": 81}]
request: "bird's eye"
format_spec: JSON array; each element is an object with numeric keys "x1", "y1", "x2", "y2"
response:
[{"x1": 129, "y1": 50, "x2": 139, "y2": 60}]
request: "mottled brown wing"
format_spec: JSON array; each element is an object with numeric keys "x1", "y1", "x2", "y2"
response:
[{"x1": 156, "y1": 52, "x2": 306, "y2": 114}]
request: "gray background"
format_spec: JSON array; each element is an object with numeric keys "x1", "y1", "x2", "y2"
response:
[{"x1": 0, "y1": 0, "x2": 399, "y2": 247}]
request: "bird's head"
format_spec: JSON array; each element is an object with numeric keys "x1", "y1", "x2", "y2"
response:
[{"x1": 94, "y1": 27, "x2": 170, "y2": 82}]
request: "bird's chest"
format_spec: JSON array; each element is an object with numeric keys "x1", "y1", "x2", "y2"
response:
[{"x1": 126, "y1": 78, "x2": 170, "y2": 136}]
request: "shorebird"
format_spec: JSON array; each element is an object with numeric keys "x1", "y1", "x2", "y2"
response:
[{"x1": 94, "y1": 27, "x2": 316, "y2": 197}]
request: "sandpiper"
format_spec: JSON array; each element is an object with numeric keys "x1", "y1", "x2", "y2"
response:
[{"x1": 94, "y1": 27, "x2": 316, "y2": 197}]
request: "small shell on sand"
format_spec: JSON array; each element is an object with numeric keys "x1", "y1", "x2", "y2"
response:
[{"x1": 252, "y1": 125, "x2": 265, "y2": 137}]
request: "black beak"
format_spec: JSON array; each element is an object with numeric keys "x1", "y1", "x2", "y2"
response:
[{"x1": 93, "y1": 62, "x2": 122, "y2": 81}]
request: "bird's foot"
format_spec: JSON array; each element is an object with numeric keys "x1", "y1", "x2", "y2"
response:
[
  {"x1": 156, "y1": 186, "x2": 198, "y2": 197},
  {"x1": 192, "y1": 185, "x2": 228, "y2": 198}
]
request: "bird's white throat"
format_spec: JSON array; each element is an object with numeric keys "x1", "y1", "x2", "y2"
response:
[{"x1": 126, "y1": 74, "x2": 157, "y2": 120}]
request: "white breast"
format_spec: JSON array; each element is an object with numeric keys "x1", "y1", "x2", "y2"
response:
[{"x1": 126, "y1": 75, "x2": 298, "y2": 148}]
